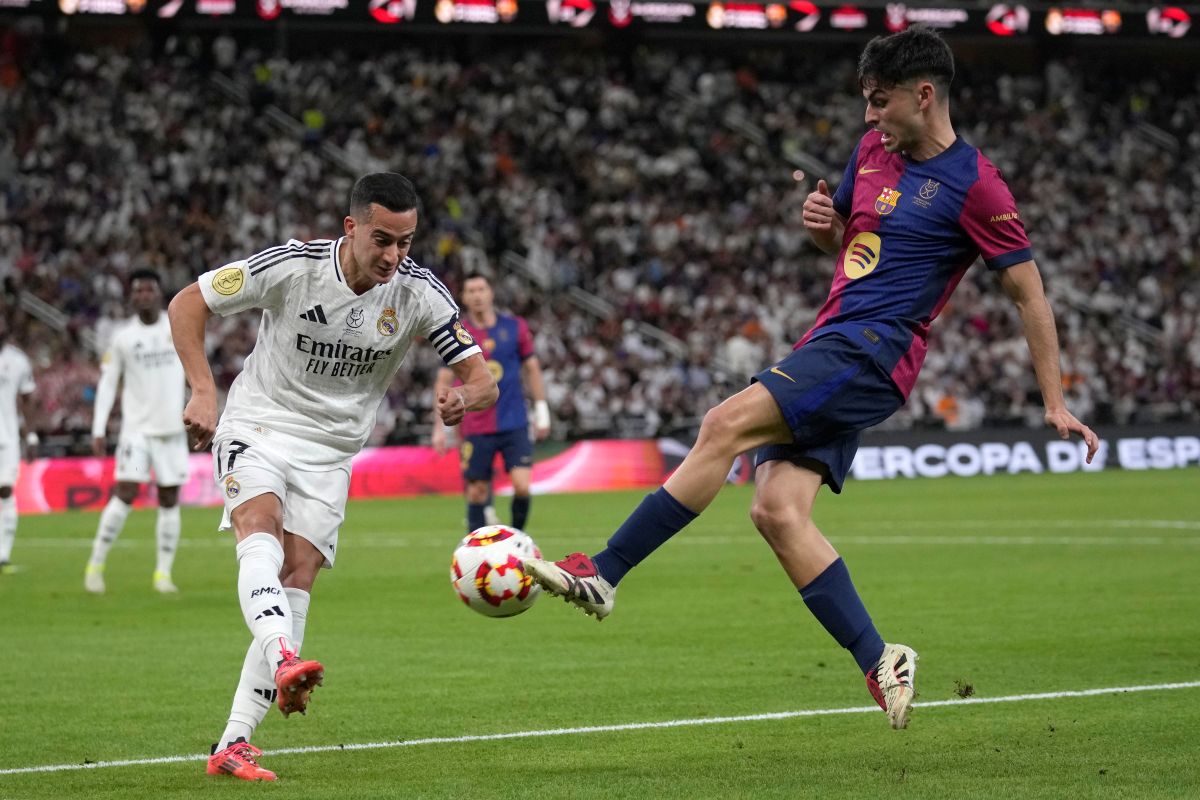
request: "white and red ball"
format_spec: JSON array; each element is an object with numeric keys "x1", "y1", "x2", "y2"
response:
[{"x1": 450, "y1": 526, "x2": 542, "y2": 618}]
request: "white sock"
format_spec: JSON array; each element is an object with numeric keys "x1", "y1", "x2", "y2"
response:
[
  {"x1": 154, "y1": 505, "x2": 181, "y2": 575},
  {"x1": 286, "y1": 587, "x2": 311, "y2": 653},
  {"x1": 88, "y1": 496, "x2": 132, "y2": 567},
  {"x1": 0, "y1": 496, "x2": 16, "y2": 563},
  {"x1": 218, "y1": 587, "x2": 312, "y2": 749},
  {"x1": 235, "y1": 533, "x2": 295, "y2": 669}
]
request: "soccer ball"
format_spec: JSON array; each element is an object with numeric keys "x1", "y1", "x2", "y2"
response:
[{"x1": 450, "y1": 526, "x2": 542, "y2": 618}]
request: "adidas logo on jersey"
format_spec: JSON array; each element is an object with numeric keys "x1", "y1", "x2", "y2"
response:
[{"x1": 300, "y1": 305, "x2": 328, "y2": 324}]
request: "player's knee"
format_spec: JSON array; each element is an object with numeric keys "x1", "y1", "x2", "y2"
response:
[
  {"x1": 749, "y1": 498, "x2": 784, "y2": 539},
  {"x1": 233, "y1": 512, "x2": 283, "y2": 540},
  {"x1": 749, "y1": 497, "x2": 810, "y2": 544},
  {"x1": 465, "y1": 481, "x2": 490, "y2": 504},
  {"x1": 157, "y1": 487, "x2": 180, "y2": 507},
  {"x1": 697, "y1": 403, "x2": 741, "y2": 452},
  {"x1": 0, "y1": 486, "x2": 11, "y2": 499},
  {"x1": 280, "y1": 563, "x2": 319, "y2": 592},
  {"x1": 114, "y1": 483, "x2": 139, "y2": 504}
]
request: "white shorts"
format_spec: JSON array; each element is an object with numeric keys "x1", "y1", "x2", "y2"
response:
[
  {"x1": 115, "y1": 431, "x2": 191, "y2": 486},
  {"x1": 213, "y1": 428, "x2": 351, "y2": 569},
  {"x1": 0, "y1": 439, "x2": 20, "y2": 487}
]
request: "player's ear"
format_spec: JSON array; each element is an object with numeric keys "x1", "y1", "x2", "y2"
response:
[
  {"x1": 343, "y1": 214, "x2": 356, "y2": 236},
  {"x1": 918, "y1": 80, "x2": 936, "y2": 110}
]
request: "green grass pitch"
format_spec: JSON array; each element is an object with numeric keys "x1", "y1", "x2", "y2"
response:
[{"x1": 1, "y1": 469, "x2": 1198, "y2": 798}]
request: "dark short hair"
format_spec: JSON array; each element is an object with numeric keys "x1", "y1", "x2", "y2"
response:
[
  {"x1": 129, "y1": 268, "x2": 162, "y2": 287},
  {"x1": 349, "y1": 172, "x2": 420, "y2": 218},
  {"x1": 462, "y1": 272, "x2": 492, "y2": 287},
  {"x1": 858, "y1": 26, "x2": 954, "y2": 97}
]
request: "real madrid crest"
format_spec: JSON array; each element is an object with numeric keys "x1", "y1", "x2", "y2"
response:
[
  {"x1": 453, "y1": 322, "x2": 475, "y2": 346},
  {"x1": 377, "y1": 307, "x2": 398, "y2": 336},
  {"x1": 875, "y1": 187, "x2": 901, "y2": 216},
  {"x1": 224, "y1": 476, "x2": 241, "y2": 499}
]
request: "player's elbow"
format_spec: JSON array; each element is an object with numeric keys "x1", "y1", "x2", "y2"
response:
[{"x1": 167, "y1": 284, "x2": 200, "y2": 329}]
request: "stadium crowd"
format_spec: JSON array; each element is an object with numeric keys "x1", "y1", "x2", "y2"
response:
[{"x1": 1, "y1": 29, "x2": 1196, "y2": 451}]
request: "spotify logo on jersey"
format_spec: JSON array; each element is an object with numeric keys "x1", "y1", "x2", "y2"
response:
[{"x1": 844, "y1": 232, "x2": 882, "y2": 279}]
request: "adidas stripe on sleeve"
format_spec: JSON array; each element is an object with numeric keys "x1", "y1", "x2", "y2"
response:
[
  {"x1": 199, "y1": 240, "x2": 331, "y2": 316},
  {"x1": 427, "y1": 316, "x2": 481, "y2": 365},
  {"x1": 403, "y1": 258, "x2": 481, "y2": 366}
]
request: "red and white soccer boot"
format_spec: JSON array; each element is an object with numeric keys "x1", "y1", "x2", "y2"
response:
[
  {"x1": 523, "y1": 552, "x2": 616, "y2": 620},
  {"x1": 207, "y1": 738, "x2": 277, "y2": 781},
  {"x1": 866, "y1": 642, "x2": 919, "y2": 729},
  {"x1": 274, "y1": 647, "x2": 324, "y2": 717}
]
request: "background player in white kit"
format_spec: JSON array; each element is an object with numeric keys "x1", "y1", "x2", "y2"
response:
[
  {"x1": 85, "y1": 269, "x2": 190, "y2": 594},
  {"x1": 0, "y1": 316, "x2": 38, "y2": 575},
  {"x1": 168, "y1": 172, "x2": 496, "y2": 782}
]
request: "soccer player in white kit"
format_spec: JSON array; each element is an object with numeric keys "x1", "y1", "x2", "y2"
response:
[
  {"x1": 0, "y1": 316, "x2": 37, "y2": 574},
  {"x1": 168, "y1": 173, "x2": 497, "y2": 782},
  {"x1": 85, "y1": 269, "x2": 190, "y2": 594}
]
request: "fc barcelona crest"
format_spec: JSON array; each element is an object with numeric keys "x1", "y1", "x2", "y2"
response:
[{"x1": 875, "y1": 186, "x2": 901, "y2": 216}]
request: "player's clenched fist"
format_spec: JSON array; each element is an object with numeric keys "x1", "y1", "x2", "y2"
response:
[
  {"x1": 182, "y1": 393, "x2": 217, "y2": 451},
  {"x1": 803, "y1": 179, "x2": 836, "y2": 231},
  {"x1": 437, "y1": 388, "x2": 468, "y2": 427}
]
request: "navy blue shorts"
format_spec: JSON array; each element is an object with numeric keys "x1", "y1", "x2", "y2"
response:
[
  {"x1": 461, "y1": 428, "x2": 534, "y2": 481},
  {"x1": 752, "y1": 334, "x2": 904, "y2": 493}
]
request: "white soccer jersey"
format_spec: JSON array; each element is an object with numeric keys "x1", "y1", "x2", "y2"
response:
[
  {"x1": 0, "y1": 344, "x2": 35, "y2": 447},
  {"x1": 91, "y1": 315, "x2": 186, "y2": 438},
  {"x1": 199, "y1": 238, "x2": 480, "y2": 465}
]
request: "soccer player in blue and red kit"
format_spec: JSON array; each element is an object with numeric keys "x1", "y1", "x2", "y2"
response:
[
  {"x1": 433, "y1": 273, "x2": 551, "y2": 533},
  {"x1": 525, "y1": 27, "x2": 1099, "y2": 730}
]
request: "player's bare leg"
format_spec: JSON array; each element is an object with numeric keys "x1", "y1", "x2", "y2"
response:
[
  {"x1": 664, "y1": 384, "x2": 792, "y2": 512},
  {"x1": 748, "y1": 461, "x2": 838, "y2": 589},
  {"x1": 752, "y1": 459, "x2": 917, "y2": 729},
  {"x1": 526, "y1": 384, "x2": 792, "y2": 618}
]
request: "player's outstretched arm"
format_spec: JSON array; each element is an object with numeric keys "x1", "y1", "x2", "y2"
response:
[
  {"x1": 167, "y1": 283, "x2": 218, "y2": 451},
  {"x1": 1000, "y1": 260, "x2": 1100, "y2": 463},
  {"x1": 802, "y1": 179, "x2": 845, "y2": 255},
  {"x1": 437, "y1": 354, "x2": 497, "y2": 428}
]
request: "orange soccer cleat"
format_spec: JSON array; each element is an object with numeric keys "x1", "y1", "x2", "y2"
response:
[
  {"x1": 207, "y1": 738, "x2": 277, "y2": 781},
  {"x1": 274, "y1": 647, "x2": 325, "y2": 717}
]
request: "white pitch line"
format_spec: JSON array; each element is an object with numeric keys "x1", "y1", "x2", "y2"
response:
[{"x1": 2, "y1": 680, "x2": 1197, "y2": 777}]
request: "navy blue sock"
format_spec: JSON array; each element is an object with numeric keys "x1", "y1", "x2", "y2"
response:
[
  {"x1": 799, "y1": 558, "x2": 886, "y2": 675},
  {"x1": 467, "y1": 503, "x2": 487, "y2": 533},
  {"x1": 592, "y1": 488, "x2": 698, "y2": 586},
  {"x1": 511, "y1": 496, "x2": 531, "y2": 530}
]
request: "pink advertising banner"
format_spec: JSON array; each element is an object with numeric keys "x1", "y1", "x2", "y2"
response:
[{"x1": 12, "y1": 440, "x2": 671, "y2": 514}]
